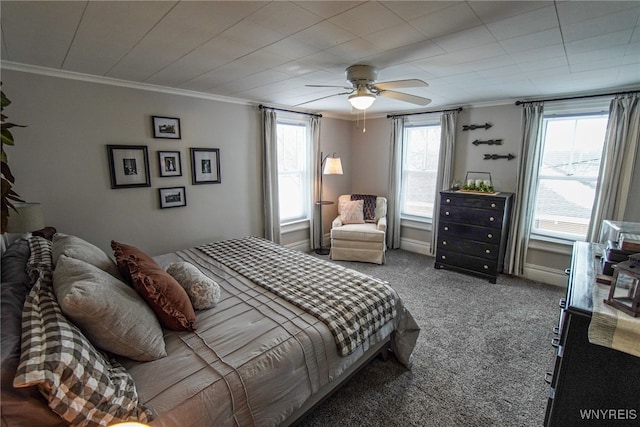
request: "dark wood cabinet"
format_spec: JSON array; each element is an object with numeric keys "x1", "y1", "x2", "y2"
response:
[
  {"x1": 434, "y1": 191, "x2": 513, "y2": 283},
  {"x1": 544, "y1": 242, "x2": 640, "y2": 426}
]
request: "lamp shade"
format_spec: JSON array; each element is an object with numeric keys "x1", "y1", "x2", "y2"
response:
[
  {"x1": 6, "y1": 202, "x2": 45, "y2": 233},
  {"x1": 323, "y1": 157, "x2": 343, "y2": 175}
]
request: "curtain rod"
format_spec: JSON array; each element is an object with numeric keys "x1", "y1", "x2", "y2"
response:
[
  {"x1": 386, "y1": 106, "x2": 462, "y2": 119},
  {"x1": 515, "y1": 90, "x2": 639, "y2": 106},
  {"x1": 258, "y1": 104, "x2": 322, "y2": 118}
]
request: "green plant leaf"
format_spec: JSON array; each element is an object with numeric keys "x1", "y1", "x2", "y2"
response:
[{"x1": 1, "y1": 129, "x2": 15, "y2": 145}]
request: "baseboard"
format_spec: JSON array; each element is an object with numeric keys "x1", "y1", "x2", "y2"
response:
[
  {"x1": 286, "y1": 239, "x2": 311, "y2": 253},
  {"x1": 523, "y1": 263, "x2": 567, "y2": 287},
  {"x1": 399, "y1": 238, "x2": 431, "y2": 255}
]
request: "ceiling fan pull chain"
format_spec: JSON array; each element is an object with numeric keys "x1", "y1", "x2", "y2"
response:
[{"x1": 363, "y1": 109, "x2": 366, "y2": 133}]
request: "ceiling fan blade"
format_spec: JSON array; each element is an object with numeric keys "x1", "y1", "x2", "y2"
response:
[
  {"x1": 305, "y1": 84, "x2": 353, "y2": 89},
  {"x1": 294, "y1": 91, "x2": 353, "y2": 107},
  {"x1": 373, "y1": 79, "x2": 428, "y2": 90},
  {"x1": 379, "y1": 90, "x2": 431, "y2": 106}
]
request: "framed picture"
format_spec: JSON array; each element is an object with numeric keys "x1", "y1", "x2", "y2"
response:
[
  {"x1": 190, "y1": 148, "x2": 221, "y2": 184},
  {"x1": 152, "y1": 116, "x2": 181, "y2": 139},
  {"x1": 158, "y1": 150, "x2": 182, "y2": 177},
  {"x1": 159, "y1": 187, "x2": 186, "y2": 209},
  {"x1": 107, "y1": 145, "x2": 151, "y2": 189}
]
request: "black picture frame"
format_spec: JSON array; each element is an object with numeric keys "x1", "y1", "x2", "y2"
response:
[
  {"x1": 152, "y1": 116, "x2": 181, "y2": 139},
  {"x1": 159, "y1": 187, "x2": 187, "y2": 209},
  {"x1": 158, "y1": 150, "x2": 182, "y2": 177},
  {"x1": 107, "y1": 145, "x2": 151, "y2": 189},
  {"x1": 190, "y1": 148, "x2": 221, "y2": 184}
]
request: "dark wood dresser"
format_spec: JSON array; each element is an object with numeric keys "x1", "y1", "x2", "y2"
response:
[
  {"x1": 434, "y1": 190, "x2": 513, "y2": 283},
  {"x1": 544, "y1": 242, "x2": 640, "y2": 426}
]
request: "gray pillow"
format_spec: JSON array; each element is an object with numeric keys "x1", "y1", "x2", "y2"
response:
[
  {"x1": 166, "y1": 262, "x2": 221, "y2": 310},
  {"x1": 52, "y1": 233, "x2": 121, "y2": 279},
  {"x1": 53, "y1": 255, "x2": 166, "y2": 361}
]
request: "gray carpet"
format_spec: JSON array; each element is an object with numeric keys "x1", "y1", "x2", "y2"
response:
[{"x1": 300, "y1": 249, "x2": 566, "y2": 427}]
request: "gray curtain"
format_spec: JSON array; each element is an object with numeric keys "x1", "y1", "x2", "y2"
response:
[
  {"x1": 262, "y1": 109, "x2": 280, "y2": 244},
  {"x1": 507, "y1": 102, "x2": 545, "y2": 276},
  {"x1": 587, "y1": 94, "x2": 640, "y2": 241},
  {"x1": 387, "y1": 117, "x2": 404, "y2": 249},
  {"x1": 430, "y1": 110, "x2": 459, "y2": 256},
  {"x1": 310, "y1": 116, "x2": 321, "y2": 250}
]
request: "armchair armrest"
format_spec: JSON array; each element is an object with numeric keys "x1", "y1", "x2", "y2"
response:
[
  {"x1": 332, "y1": 216, "x2": 343, "y2": 228},
  {"x1": 377, "y1": 217, "x2": 387, "y2": 232}
]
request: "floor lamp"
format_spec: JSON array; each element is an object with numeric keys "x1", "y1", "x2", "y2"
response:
[{"x1": 315, "y1": 152, "x2": 343, "y2": 255}]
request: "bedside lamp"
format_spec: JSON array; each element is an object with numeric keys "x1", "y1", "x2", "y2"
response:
[
  {"x1": 6, "y1": 202, "x2": 45, "y2": 235},
  {"x1": 604, "y1": 254, "x2": 640, "y2": 317}
]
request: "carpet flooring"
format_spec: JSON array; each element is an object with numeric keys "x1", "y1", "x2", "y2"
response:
[{"x1": 300, "y1": 249, "x2": 566, "y2": 427}]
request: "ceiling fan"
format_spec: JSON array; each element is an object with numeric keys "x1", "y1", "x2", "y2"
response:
[{"x1": 297, "y1": 64, "x2": 431, "y2": 110}]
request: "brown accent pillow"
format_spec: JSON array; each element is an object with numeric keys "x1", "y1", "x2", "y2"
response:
[{"x1": 111, "y1": 241, "x2": 196, "y2": 331}]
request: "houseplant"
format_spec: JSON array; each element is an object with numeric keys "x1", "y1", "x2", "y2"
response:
[{"x1": 1, "y1": 88, "x2": 25, "y2": 233}]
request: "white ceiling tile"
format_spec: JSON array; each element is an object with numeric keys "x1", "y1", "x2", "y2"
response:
[
  {"x1": 556, "y1": 0, "x2": 640, "y2": 26},
  {"x1": 370, "y1": 40, "x2": 446, "y2": 69},
  {"x1": 509, "y1": 44, "x2": 566, "y2": 64},
  {"x1": 362, "y1": 23, "x2": 426, "y2": 51},
  {"x1": 245, "y1": 2, "x2": 323, "y2": 36},
  {"x1": 499, "y1": 28, "x2": 564, "y2": 53},
  {"x1": 329, "y1": 2, "x2": 404, "y2": 36},
  {"x1": 565, "y1": 29, "x2": 635, "y2": 55},
  {"x1": 561, "y1": 9, "x2": 640, "y2": 43},
  {"x1": 1, "y1": 1, "x2": 85, "y2": 68},
  {"x1": 486, "y1": 5, "x2": 558, "y2": 40},
  {"x1": 381, "y1": 1, "x2": 461, "y2": 21},
  {"x1": 516, "y1": 55, "x2": 568, "y2": 72},
  {"x1": 220, "y1": 20, "x2": 285, "y2": 50},
  {"x1": 409, "y1": 3, "x2": 482, "y2": 39},
  {"x1": 433, "y1": 26, "x2": 498, "y2": 52},
  {"x1": 294, "y1": 1, "x2": 363, "y2": 19},
  {"x1": 469, "y1": 1, "x2": 553, "y2": 23},
  {"x1": 292, "y1": 21, "x2": 358, "y2": 50},
  {"x1": 263, "y1": 38, "x2": 322, "y2": 61},
  {"x1": 325, "y1": 38, "x2": 387, "y2": 61}
]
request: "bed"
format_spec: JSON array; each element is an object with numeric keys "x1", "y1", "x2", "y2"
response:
[{"x1": 1, "y1": 234, "x2": 419, "y2": 427}]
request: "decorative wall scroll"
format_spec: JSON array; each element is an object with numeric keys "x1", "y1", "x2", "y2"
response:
[
  {"x1": 463, "y1": 123, "x2": 492, "y2": 131},
  {"x1": 484, "y1": 153, "x2": 515, "y2": 160},
  {"x1": 472, "y1": 139, "x2": 502, "y2": 146}
]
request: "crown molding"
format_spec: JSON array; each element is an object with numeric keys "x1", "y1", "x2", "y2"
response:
[{"x1": 1, "y1": 61, "x2": 255, "y2": 106}]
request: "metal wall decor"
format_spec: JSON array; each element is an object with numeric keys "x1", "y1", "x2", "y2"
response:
[
  {"x1": 463, "y1": 123, "x2": 492, "y2": 131},
  {"x1": 472, "y1": 139, "x2": 502, "y2": 146},
  {"x1": 484, "y1": 153, "x2": 515, "y2": 160}
]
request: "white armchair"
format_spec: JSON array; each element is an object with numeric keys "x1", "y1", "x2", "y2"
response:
[{"x1": 330, "y1": 194, "x2": 387, "y2": 265}]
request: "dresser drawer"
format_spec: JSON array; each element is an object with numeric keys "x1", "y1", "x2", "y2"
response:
[
  {"x1": 441, "y1": 194, "x2": 505, "y2": 211},
  {"x1": 436, "y1": 249, "x2": 499, "y2": 274},
  {"x1": 438, "y1": 236, "x2": 499, "y2": 260},
  {"x1": 439, "y1": 222, "x2": 502, "y2": 245},
  {"x1": 441, "y1": 205, "x2": 504, "y2": 228}
]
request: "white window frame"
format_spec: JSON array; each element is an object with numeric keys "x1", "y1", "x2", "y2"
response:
[
  {"x1": 276, "y1": 114, "x2": 312, "y2": 225},
  {"x1": 530, "y1": 105, "x2": 609, "y2": 243},
  {"x1": 400, "y1": 117, "x2": 442, "y2": 222}
]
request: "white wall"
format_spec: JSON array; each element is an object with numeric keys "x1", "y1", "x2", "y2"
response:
[{"x1": 2, "y1": 69, "x2": 352, "y2": 255}]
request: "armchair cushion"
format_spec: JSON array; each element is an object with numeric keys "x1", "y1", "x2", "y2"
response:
[{"x1": 350, "y1": 194, "x2": 377, "y2": 222}]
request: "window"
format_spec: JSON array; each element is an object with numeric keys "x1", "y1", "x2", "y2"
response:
[
  {"x1": 276, "y1": 118, "x2": 311, "y2": 223},
  {"x1": 532, "y1": 112, "x2": 608, "y2": 240},
  {"x1": 401, "y1": 121, "x2": 442, "y2": 219}
]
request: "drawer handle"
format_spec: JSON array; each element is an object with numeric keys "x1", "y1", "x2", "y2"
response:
[
  {"x1": 445, "y1": 211, "x2": 450, "y2": 216},
  {"x1": 551, "y1": 337, "x2": 560, "y2": 348},
  {"x1": 491, "y1": 203, "x2": 496, "y2": 208},
  {"x1": 446, "y1": 198, "x2": 451, "y2": 203},
  {"x1": 564, "y1": 268, "x2": 571, "y2": 276},
  {"x1": 485, "y1": 249, "x2": 491, "y2": 254},
  {"x1": 444, "y1": 226, "x2": 449, "y2": 231},
  {"x1": 483, "y1": 265, "x2": 489, "y2": 270},
  {"x1": 553, "y1": 326, "x2": 560, "y2": 335},
  {"x1": 544, "y1": 372, "x2": 553, "y2": 384},
  {"x1": 559, "y1": 298, "x2": 566, "y2": 309},
  {"x1": 487, "y1": 233, "x2": 493, "y2": 239},
  {"x1": 489, "y1": 216, "x2": 495, "y2": 222},
  {"x1": 441, "y1": 255, "x2": 446, "y2": 260},
  {"x1": 442, "y1": 241, "x2": 447, "y2": 245}
]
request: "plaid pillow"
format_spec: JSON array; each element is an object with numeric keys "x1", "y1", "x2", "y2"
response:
[
  {"x1": 13, "y1": 237, "x2": 153, "y2": 427},
  {"x1": 351, "y1": 194, "x2": 377, "y2": 222}
]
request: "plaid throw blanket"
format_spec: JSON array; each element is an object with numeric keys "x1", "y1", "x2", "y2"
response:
[{"x1": 197, "y1": 237, "x2": 396, "y2": 356}]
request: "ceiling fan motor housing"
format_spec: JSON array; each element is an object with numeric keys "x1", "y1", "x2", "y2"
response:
[{"x1": 346, "y1": 64, "x2": 378, "y2": 87}]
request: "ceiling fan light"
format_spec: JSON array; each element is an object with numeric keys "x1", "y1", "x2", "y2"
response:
[{"x1": 348, "y1": 93, "x2": 376, "y2": 110}]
